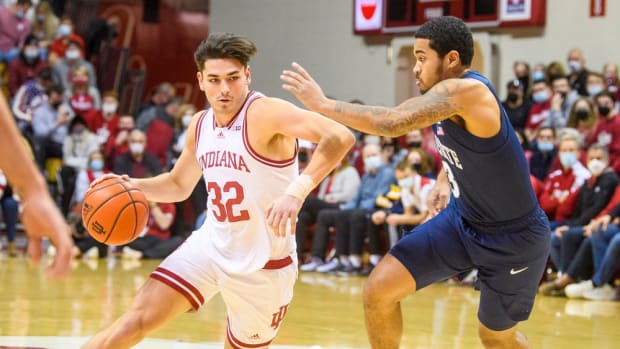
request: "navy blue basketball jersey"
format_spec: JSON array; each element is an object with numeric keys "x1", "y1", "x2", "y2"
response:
[{"x1": 431, "y1": 71, "x2": 537, "y2": 224}]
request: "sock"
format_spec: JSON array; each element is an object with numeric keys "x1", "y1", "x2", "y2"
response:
[{"x1": 370, "y1": 254, "x2": 381, "y2": 266}]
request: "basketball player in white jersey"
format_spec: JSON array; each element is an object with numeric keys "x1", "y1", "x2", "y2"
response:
[{"x1": 82, "y1": 32, "x2": 355, "y2": 349}]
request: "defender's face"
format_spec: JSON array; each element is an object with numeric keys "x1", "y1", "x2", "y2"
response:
[
  {"x1": 412, "y1": 38, "x2": 443, "y2": 94},
  {"x1": 197, "y1": 58, "x2": 251, "y2": 117}
]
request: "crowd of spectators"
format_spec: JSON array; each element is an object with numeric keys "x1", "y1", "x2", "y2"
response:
[{"x1": 0, "y1": 0, "x2": 205, "y2": 261}]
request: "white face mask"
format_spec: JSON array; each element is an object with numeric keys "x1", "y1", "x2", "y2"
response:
[
  {"x1": 587, "y1": 159, "x2": 607, "y2": 176},
  {"x1": 364, "y1": 155, "x2": 382, "y2": 172},
  {"x1": 65, "y1": 49, "x2": 80, "y2": 60},
  {"x1": 102, "y1": 102, "x2": 117, "y2": 115},
  {"x1": 181, "y1": 114, "x2": 192, "y2": 128},
  {"x1": 398, "y1": 176, "x2": 414, "y2": 189},
  {"x1": 129, "y1": 142, "x2": 145, "y2": 155}
]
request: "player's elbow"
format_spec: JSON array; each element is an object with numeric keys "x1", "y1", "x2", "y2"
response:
[{"x1": 333, "y1": 126, "x2": 356, "y2": 150}]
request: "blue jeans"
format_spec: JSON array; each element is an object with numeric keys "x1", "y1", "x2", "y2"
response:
[
  {"x1": 591, "y1": 225, "x2": 620, "y2": 286},
  {"x1": 548, "y1": 220, "x2": 566, "y2": 270},
  {"x1": 0, "y1": 196, "x2": 19, "y2": 242}
]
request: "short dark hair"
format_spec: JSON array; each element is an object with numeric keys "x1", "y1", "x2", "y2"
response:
[
  {"x1": 45, "y1": 84, "x2": 64, "y2": 96},
  {"x1": 193, "y1": 32, "x2": 257, "y2": 71},
  {"x1": 595, "y1": 90, "x2": 616, "y2": 103},
  {"x1": 414, "y1": 16, "x2": 474, "y2": 67}
]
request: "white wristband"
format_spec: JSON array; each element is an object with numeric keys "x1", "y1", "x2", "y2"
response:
[{"x1": 285, "y1": 174, "x2": 315, "y2": 200}]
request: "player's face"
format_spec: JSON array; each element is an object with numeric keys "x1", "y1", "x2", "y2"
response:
[
  {"x1": 197, "y1": 58, "x2": 251, "y2": 117},
  {"x1": 412, "y1": 38, "x2": 446, "y2": 94}
]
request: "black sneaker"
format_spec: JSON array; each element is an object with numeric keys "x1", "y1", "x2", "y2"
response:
[
  {"x1": 337, "y1": 264, "x2": 362, "y2": 276},
  {"x1": 360, "y1": 263, "x2": 376, "y2": 276}
]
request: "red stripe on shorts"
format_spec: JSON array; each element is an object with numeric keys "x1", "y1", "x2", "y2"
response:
[
  {"x1": 151, "y1": 267, "x2": 205, "y2": 309},
  {"x1": 227, "y1": 318, "x2": 273, "y2": 349}
]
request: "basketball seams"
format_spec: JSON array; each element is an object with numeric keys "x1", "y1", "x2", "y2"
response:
[
  {"x1": 103, "y1": 198, "x2": 138, "y2": 245},
  {"x1": 83, "y1": 179, "x2": 148, "y2": 246},
  {"x1": 83, "y1": 179, "x2": 124, "y2": 201},
  {"x1": 117, "y1": 181, "x2": 142, "y2": 244}
]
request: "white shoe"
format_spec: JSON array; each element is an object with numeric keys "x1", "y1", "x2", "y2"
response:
[
  {"x1": 122, "y1": 246, "x2": 143, "y2": 259},
  {"x1": 83, "y1": 247, "x2": 99, "y2": 259},
  {"x1": 316, "y1": 258, "x2": 340, "y2": 273},
  {"x1": 300, "y1": 257, "x2": 324, "y2": 272},
  {"x1": 583, "y1": 284, "x2": 617, "y2": 301},
  {"x1": 565, "y1": 280, "x2": 594, "y2": 299},
  {"x1": 47, "y1": 245, "x2": 56, "y2": 257}
]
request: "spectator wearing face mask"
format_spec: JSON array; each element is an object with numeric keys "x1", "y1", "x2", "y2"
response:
[
  {"x1": 366, "y1": 160, "x2": 435, "y2": 275},
  {"x1": 0, "y1": 0, "x2": 32, "y2": 63},
  {"x1": 566, "y1": 97, "x2": 599, "y2": 148},
  {"x1": 545, "y1": 61, "x2": 567, "y2": 82},
  {"x1": 529, "y1": 126, "x2": 557, "y2": 182},
  {"x1": 502, "y1": 79, "x2": 532, "y2": 132},
  {"x1": 113, "y1": 129, "x2": 162, "y2": 178},
  {"x1": 540, "y1": 145, "x2": 618, "y2": 296},
  {"x1": 543, "y1": 75, "x2": 580, "y2": 129},
  {"x1": 65, "y1": 65, "x2": 101, "y2": 116},
  {"x1": 67, "y1": 150, "x2": 111, "y2": 258},
  {"x1": 11, "y1": 67, "x2": 54, "y2": 129},
  {"x1": 171, "y1": 104, "x2": 196, "y2": 164},
  {"x1": 589, "y1": 91, "x2": 620, "y2": 174},
  {"x1": 539, "y1": 129, "x2": 591, "y2": 225},
  {"x1": 59, "y1": 115, "x2": 99, "y2": 216},
  {"x1": 7, "y1": 35, "x2": 48, "y2": 96},
  {"x1": 83, "y1": 90, "x2": 120, "y2": 147},
  {"x1": 302, "y1": 143, "x2": 395, "y2": 275},
  {"x1": 29, "y1": 1, "x2": 59, "y2": 45},
  {"x1": 31, "y1": 84, "x2": 74, "y2": 169},
  {"x1": 525, "y1": 79, "x2": 552, "y2": 142},
  {"x1": 585, "y1": 71, "x2": 606, "y2": 99},
  {"x1": 48, "y1": 16, "x2": 85, "y2": 64},
  {"x1": 104, "y1": 115, "x2": 134, "y2": 169},
  {"x1": 567, "y1": 48, "x2": 589, "y2": 97},
  {"x1": 513, "y1": 60, "x2": 531, "y2": 99},
  {"x1": 602, "y1": 63, "x2": 620, "y2": 103},
  {"x1": 52, "y1": 40, "x2": 96, "y2": 91}
]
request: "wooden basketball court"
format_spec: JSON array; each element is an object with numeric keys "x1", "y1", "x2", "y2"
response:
[{"x1": 0, "y1": 257, "x2": 619, "y2": 348}]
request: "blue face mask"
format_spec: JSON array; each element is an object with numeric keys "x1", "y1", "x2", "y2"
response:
[
  {"x1": 559, "y1": 152, "x2": 577, "y2": 168},
  {"x1": 537, "y1": 141, "x2": 554, "y2": 153},
  {"x1": 90, "y1": 159, "x2": 104, "y2": 171},
  {"x1": 532, "y1": 71, "x2": 545, "y2": 82},
  {"x1": 532, "y1": 90, "x2": 549, "y2": 103}
]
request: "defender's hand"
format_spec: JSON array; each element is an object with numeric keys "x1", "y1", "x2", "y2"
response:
[
  {"x1": 21, "y1": 194, "x2": 73, "y2": 279},
  {"x1": 427, "y1": 183, "x2": 450, "y2": 216},
  {"x1": 281, "y1": 62, "x2": 327, "y2": 112}
]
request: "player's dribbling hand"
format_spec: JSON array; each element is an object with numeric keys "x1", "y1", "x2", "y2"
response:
[
  {"x1": 87, "y1": 173, "x2": 131, "y2": 192},
  {"x1": 281, "y1": 62, "x2": 327, "y2": 112},
  {"x1": 21, "y1": 193, "x2": 73, "y2": 279},
  {"x1": 265, "y1": 195, "x2": 303, "y2": 237}
]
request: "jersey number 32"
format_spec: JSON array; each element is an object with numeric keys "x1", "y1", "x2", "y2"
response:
[{"x1": 207, "y1": 181, "x2": 250, "y2": 222}]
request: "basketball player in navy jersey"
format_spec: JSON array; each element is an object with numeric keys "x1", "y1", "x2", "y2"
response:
[
  {"x1": 0, "y1": 93, "x2": 73, "y2": 279},
  {"x1": 282, "y1": 16, "x2": 550, "y2": 349}
]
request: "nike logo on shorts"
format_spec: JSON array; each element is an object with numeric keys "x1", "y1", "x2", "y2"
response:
[{"x1": 510, "y1": 267, "x2": 528, "y2": 275}]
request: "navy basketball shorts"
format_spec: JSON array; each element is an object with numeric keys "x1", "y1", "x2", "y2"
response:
[{"x1": 390, "y1": 203, "x2": 551, "y2": 331}]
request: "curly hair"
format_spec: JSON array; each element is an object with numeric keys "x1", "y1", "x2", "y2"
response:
[
  {"x1": 414, "y1": 16, "x2": 474, "y2": 67},
  {"x1": 194, "y1": 32, "x2": 257, "y2": 71}
]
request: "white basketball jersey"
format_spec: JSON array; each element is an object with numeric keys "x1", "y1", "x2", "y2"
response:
[{"x1": 194, "y1": 91, "x2": 298, "y2": 274}]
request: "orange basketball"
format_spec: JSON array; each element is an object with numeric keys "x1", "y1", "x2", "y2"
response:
[{"x1": 82, "y1": 177, "x2": 150, "y2": 246}]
